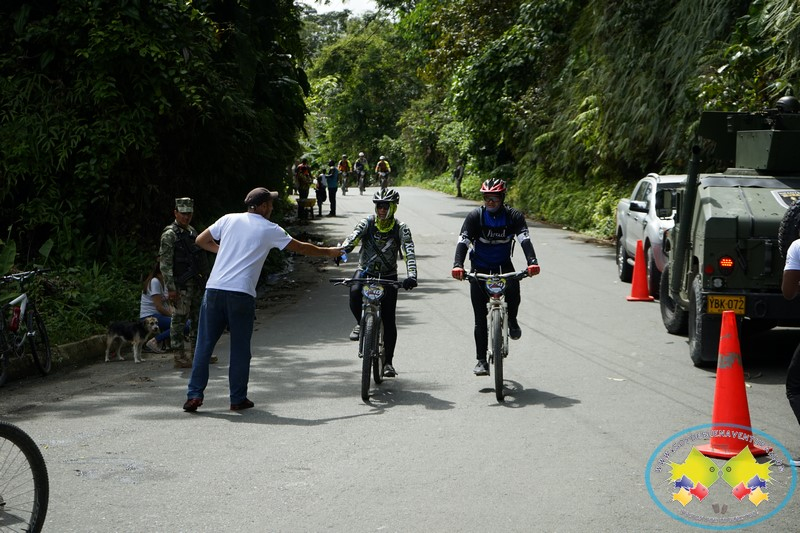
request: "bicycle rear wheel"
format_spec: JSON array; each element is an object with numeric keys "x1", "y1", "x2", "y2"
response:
[
  {"x1": 491, "y1": 310, "x2": 504, "y2": 402},
  {"x1": 0, "y1": 355, "x2": 7, "y2": 388},
  {"x1": 360, "y1": 314, "x2": 377, "y2": 402},
  {"x1": 26, "y1": 309, "x2": 52, "y2": 376},
  {"x1": 0, "y1": 421, "x2": 49, "y2": 533},
  {"x1": 373, "y1": 321, "x2": 384, "y2": 384}
]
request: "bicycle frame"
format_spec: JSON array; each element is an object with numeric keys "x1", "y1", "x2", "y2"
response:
[
  {"x1": 467, "y1": 270, "x2": 528, "y2": 402},
  {"x1": 330, "y1": 276, "x2": 404, "y2": 402},
  {"x1": 2, "y1": 292, "x2": 30, "y2": 353}
]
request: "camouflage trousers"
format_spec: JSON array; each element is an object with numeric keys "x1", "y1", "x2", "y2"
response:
[{"x1": 171, "y1": 283, "x2": 202, "y2": 355}]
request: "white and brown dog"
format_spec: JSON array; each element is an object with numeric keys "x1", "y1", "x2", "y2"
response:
[{"x1": 105, "y1": 317, "x2": 160, "y2": 363}]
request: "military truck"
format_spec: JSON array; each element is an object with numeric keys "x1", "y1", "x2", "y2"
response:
[{"x1": 658, "y1": 96, "x2": 800, "y2": 367}]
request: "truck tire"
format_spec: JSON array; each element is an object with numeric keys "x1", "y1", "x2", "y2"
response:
[
  {"x1": 616, "y1": 236, "x2": 633, "y2": 282},
  {"x1": 688, "y1": 274, "x2": 720, "y2": 368},
  {"x1": 779, "y1": 200, "x2": 800, "y2": 260},
  {"x1": 659, "y1": 263, "x2": 688, "y2": 334},
  {"x1": 646, "y1": 246, "x2": 660, "y2": 299}
]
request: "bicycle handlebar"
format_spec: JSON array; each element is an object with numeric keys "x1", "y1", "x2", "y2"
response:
[
  {"x1": 465, "y1": 270, "x2": 529, "y2": 283},
  {"x1": 329, "y1": 277, "x2": 405, "y2": 288},
  {"x1": 0, "y1": 269, "x2": 50, "y2": 285}
]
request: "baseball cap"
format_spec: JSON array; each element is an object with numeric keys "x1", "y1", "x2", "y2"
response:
[
  {"x1": 244, "y1": 187, "x2": 279, "y2": 207},
  {"x1": 175, "y1": 198, "x2": 194, "y2": 213}
]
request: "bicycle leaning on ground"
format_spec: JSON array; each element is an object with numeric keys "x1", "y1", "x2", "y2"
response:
[
  {"x1": 0, "y1": 419, "x2": 49, "y2": 532},
  {"x1": 330, "y1": 276, "x2": 407, "y2": 403},
  {"x1": 0, "y1": 270, "x2": 53, "y2": 387},
  {"x1": 466, "y1": 270, "x2": 530, "y2": 402}
]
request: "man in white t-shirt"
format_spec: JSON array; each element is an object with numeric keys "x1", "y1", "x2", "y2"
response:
[
  {"x1": 781, "y1": 238, "x2": 800, "y2": 467},
  {"x1": 183, "y1": 187, "x2": 342, "y2": 412}
]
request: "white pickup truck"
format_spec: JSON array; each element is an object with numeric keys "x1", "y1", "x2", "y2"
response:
[{"x1": 615, "y1": 173, "x2": 685, "y2": 298}]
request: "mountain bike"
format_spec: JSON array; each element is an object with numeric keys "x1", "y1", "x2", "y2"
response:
[
  {"x1": 356, "y1": 169, "x2": 368, "y2": 195},
  {"x1": 330, "y1": 276, "x2": 405, "y2": 403},
  {"x1": 0, "y1": 420, "x2": 49, "y2": 532},
  {"x1": 377, "y1": 171, "x2": 390, "y2": 190},
  {"x1": 0, "y1": 270, "x2": 53, "y2": 387},
  {"x1": 466, "y1": 270, "x2": 529, "y2": 402},
  {"x1": 340, "y1": 171, "x2": 349, "y2": 195}
]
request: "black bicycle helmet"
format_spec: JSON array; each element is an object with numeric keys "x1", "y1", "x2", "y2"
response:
[
  {"x1": 373, "y1": 188, "x2": 400, "y2": 204},
  {"x1": 480, "y1": 178, "x2": 507, "y2": 194}
]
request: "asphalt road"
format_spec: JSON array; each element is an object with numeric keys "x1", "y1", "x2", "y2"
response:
[{"x1": 1, "y1": 186, "x2": 799, "y2": 532}]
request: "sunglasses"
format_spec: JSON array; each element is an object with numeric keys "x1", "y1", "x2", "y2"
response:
[
  {"x1": 483, "y1": 196, "x2": 502, "y2": 204},
  {"x1": 375, "y1": 202, "x2": 390, "y2": 210}
]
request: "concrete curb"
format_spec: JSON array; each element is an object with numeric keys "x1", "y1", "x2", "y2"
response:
[{"x1": 6, "y1": 334, "x2": 107, "y2": 384}]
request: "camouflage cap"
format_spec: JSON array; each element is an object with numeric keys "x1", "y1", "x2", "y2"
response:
[{"x1": 175, "y1": 197, "x2": 194, "y2": 213}]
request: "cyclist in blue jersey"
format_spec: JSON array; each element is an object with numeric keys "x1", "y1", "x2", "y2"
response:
[{"x1": 451, "y1": 178, "x2": 540, "y2": 376}]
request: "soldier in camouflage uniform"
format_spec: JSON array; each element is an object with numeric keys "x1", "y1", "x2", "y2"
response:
[{"x1": 159, "y1": 198, "x2": 212, "y2": 368}]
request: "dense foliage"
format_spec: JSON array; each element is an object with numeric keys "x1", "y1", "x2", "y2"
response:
[
  {"x1": 304, "y1": 0, "x2": 800, "y2": 235},
  {"x1": 1, "y1": 0, "x2": 311, "y2": 344}
]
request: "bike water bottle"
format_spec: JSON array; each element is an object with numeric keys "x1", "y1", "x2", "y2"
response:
[
  {"x1": 10, "y1": 306, "x2": 21, "y2": 332},
  {"x1": 338, "y1": 243, "x2": 348, "y2": 264}
]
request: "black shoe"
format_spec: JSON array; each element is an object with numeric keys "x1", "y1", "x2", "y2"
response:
[
  {"x1": 183, "y1": 398, "x2": 203, "y2": 412},
  {"x1": 509, "y1": 320, "x2": 522, "y2": 340},
  {"x1": 473, "y1": 360, "x2": 489, "y2": 376},
  {"x1": 349, "y1": 324, "x2": 360, "y2": 341},
  {"x1": 230, "y1": 399, "x2": 254, "y2": 411},
  {"x1": 383, "y1": 364, "x2": 396, "y2": 377}
]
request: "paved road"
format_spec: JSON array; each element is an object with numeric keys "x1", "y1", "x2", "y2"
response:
[{"x1": 1, "y1": 186, "x2": 798, "y2": 532}]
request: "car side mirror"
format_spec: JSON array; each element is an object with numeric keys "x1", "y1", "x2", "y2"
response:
[
  {"x1": 629, "y1": 200, "x2": 648, "y2": 213},
  {"x1": 655, "y1": 190, "x2": 676, "y2": 218}
]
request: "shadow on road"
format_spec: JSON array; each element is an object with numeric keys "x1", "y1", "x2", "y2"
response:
[{"x1": 479, "y1": 380, "x2": 582, "y2": 409}]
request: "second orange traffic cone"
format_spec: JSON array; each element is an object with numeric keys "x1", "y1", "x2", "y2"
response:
[
  {"x1": 697, "y1": 310, "x2": 766, "y2": 458},
  {"x1": 627, "y1": 240, "x2": 654, "y2": 301}
]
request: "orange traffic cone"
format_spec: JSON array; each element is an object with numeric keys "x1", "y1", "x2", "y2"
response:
[
  {"x1": 626, "y1": 240, "x2": 654, "y2": 302},
  {"x1": 697, "y1": 311, "x2": 766, "y2": 458}
]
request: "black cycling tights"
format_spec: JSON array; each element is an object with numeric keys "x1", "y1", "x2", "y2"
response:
[
  {"x1": 350, "y1": 281, "x2": 399, "y2": 364},
  {"x1": 470, "y1": 277, "x2": 520, "y2": 360}
]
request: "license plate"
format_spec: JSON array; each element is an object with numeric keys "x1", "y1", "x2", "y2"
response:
[{"x1": 707, "y1": 295, "x2": 745, "y2": 315}]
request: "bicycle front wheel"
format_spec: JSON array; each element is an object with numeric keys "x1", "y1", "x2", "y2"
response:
[
  {"x1": 491, "y1": 310, "x2": 504, "y2": 402},
  {"x1": 360, "y1": 314, "x2": 377, "y2": 402},
  {"x1": 0, "y1": 421, "x2": 49, "y2": 533},
  {"x1": 26, "y1": 309, "x2": 52, "y2": 376},
  {"x1": 373, "y1": 320, "x2": 384, "y2": 384}
]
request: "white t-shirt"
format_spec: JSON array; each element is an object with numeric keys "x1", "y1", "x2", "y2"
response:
[
  {"x1": 205, "y1": 212, "x2": 293, "y2": 297},
  {"x1": 786, "y1": 239, "x2": 800, "y2": 270},
  {"x1": 140, "y1": 277, "x2": 168, "y2": 318}
]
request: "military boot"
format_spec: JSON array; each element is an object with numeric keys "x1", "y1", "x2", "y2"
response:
[
  {"x1": 184, "y1": 338, "x2": 218, "y2": 364},
  {"x1": 174, "y1": 352, "x2": 193, "y2": 369}
]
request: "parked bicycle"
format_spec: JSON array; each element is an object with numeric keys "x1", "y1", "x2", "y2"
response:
[
  {"x1": 330, "y1": 276, "x2": 406, "y2": 403},
  {"x1": 0, "y1": 420, "x2": 49, "y2": 532},
  {"x1": 466, "y1": 270, "x2": 530, "y2": 402},
  {"x1": 0, "y1": 270, "x2": 53, "y2": 387}
]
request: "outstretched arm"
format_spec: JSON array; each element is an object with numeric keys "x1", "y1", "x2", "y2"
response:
[{"x1": 285, "y1": 238, "x2": 342, "y2": 258}]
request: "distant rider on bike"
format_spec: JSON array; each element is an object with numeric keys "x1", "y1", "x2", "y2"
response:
[
  {"x1": 354, "y1": 152, "x2": 369, "y2": 193},
  {"x1": 375, "y1": 156, "x2": 391, "y2": 189},
  {"x1": 338, "y1": 154, "x2": 351, "y2": 194},
  {"x1": 451, "y1": 178, "x2": 540, "y2": 376},
  {"x1": 340, "y1": 188, "x2": 418, "y2": 377}
]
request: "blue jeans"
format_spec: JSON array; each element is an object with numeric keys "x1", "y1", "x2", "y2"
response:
[{"x1": 187, "y1": 289, "x2": 255, "y2": 404}]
